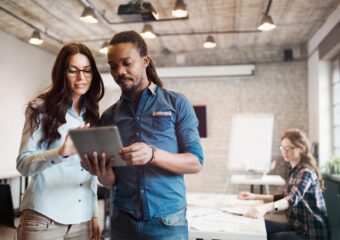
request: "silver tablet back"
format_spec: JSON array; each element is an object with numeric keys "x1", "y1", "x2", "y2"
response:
[{"x1": 69, "y1": 126, "x2": 127, "y2": 167}]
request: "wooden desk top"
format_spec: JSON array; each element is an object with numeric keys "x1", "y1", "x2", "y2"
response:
[{"x1": 0, "y1": 169, "x2": 20, "y2": 179}]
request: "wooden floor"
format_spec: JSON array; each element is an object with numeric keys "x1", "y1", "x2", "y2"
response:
[{"x1": 0, "y1": 226, "x2": 16, "y2": 240}]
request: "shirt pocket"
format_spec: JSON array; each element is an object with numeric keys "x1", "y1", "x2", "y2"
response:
[
  {"x1": 152, "y1": 115, "x2": 172, "y2": 131},
  {"x1": 161, "y1": 209, "x2": 187, "y2": 227}
]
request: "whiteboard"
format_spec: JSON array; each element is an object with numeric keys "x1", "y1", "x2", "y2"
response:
[{"x1": 228, "y1": 114, "x2": 274, "y2": 172}]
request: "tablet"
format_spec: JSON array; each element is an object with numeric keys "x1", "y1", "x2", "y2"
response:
[{"x1": 69, "y1": 126, "x2": 127, "y2": 167}]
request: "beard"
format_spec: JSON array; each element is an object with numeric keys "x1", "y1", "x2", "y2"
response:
[
  {"x1": 122, "y1": 85, "x2": 137, "y2": 100},
  {"x1": 115, "y1": 76, "x2": 137, "y2": 99}
]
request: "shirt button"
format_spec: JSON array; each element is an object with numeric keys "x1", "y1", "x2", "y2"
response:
[
  {"x1": 81, "y1": 168, "x2": 84, "y2": 171},
  {"x1": 78, "y1": 199, "x2": 81, "y2": 202},
  {"x1": 136, "y1": 132, "x2": 140, "y2": 136},
  {"x1": 140, "y1": 189, "x2": 145, "y2": 194},
  {"x1": 136, "y1": 117, "x2": 140, "y2": 120},
  {"x1": 80, "y1": 183, "x2": 83, "y2": 187},
  {"x1": 51, "y1": 161, "x2": 55, "y2": 164}
]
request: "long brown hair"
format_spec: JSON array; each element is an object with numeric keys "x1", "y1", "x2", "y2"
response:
[
  {"x1": 108, "y1": 30, "x2": 163, "y2": 87},
  {"x1": 28, "y1": 43, "x2": 105, "y2": 147},
  {"x1": 281, "y1": 129, "x2": 324, "y2": 189}
]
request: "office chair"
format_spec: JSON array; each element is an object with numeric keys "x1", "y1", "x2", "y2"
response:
[{"x1": 0, "y1": 184, "x2": 15, "y2": 228}]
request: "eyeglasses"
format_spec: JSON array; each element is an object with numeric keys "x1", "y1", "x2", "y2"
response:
[
  {"x1": 279, "y1": 145, "x2": 297, "y2": 152},
  {"x1": 66, "y1": 66, "x2": 93, "y2": 78}
]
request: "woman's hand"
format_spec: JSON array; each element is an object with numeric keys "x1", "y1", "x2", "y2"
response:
[
  {"x1": 91, "y1": 217, "x2": 100, "y2": 240},
  {"x1": 58, "y1": 134, "x2": 77, "y2": 157},
  {"x1": 244, "y1": 203, "x2": 273, "y2": 218},
  {"x1": 238, "y1": 191, "x2": 255, "y2": 200},
  {"x1": 58, "y1": 123, "x2": 90, "y2": 157}
]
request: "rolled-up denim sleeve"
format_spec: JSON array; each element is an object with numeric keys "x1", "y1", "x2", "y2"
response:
[{"x1": 175, "y1": 95, "x2": 204, "y2": 165}]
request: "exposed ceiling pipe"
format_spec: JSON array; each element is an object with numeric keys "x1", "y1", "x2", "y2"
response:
[{"x1": 0, "y1": 6, "x2": 63, "y2": 44}]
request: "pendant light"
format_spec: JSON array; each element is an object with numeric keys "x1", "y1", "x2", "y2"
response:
[
  {"x1": 80, "y1": 7, "x2": 98, "y2": 23},
  {"x1": 203, "y1": 35, "x2": 216, "y2": 48},
  {"x1": 172, "y1": 0, "x2": 188, "y2": 18},
  {"x1": 257, "y1": 0, "x2": 276, "y2": 31},
  {"x1": 140, "y1": 24, "x2": 156, "y2": 39},
  {"x1": 28, "y1": 30, "x2": 43, "y2": 45},
  {"x1": 99, "y1": 41, "x2": 109, "y2": 54}
]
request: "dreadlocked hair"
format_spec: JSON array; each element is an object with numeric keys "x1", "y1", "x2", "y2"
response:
[{"x1": 109, "y1": 31, "x2": 163, "y2": 87}]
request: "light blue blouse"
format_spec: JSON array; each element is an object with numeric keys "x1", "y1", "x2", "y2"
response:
[{"x1": 17, "y1": 104, "x2": 98, "y2": 224}]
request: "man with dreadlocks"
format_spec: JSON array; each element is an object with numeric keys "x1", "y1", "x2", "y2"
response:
[{"x1": 82, "y1": 31, "x2": 204, "y2": 239}]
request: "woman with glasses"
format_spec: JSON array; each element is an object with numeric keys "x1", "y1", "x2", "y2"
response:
[
  {"x1": 238, "y1": 129, "x2": 329, "y2": 240},
  {"x1": 16, "y1": 43, "x2": 104, "y2": 240}
]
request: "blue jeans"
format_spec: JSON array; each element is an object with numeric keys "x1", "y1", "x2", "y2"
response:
[
  {"x1": 110, "y1": 207, "x2": 188, "y2": 240},
  {"x1": 265, "y1": 219, "x2": 306, "y2": 240}
]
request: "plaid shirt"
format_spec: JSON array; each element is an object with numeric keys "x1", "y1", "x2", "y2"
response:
[{"x1": 274, "y1": 164, "x2": 329, "y2": 240}]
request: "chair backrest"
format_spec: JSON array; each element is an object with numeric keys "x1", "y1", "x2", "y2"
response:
[{"x1": 0, "y1": 184, "x2": 14, "y2": 227}]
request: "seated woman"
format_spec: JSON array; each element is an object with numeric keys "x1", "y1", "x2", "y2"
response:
[{"x1": 238, "y1": 129, "x2": 329, "y2": 240}]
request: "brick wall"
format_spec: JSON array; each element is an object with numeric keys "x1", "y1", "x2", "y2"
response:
[
  {"x1": 163, "y1": 61, "x2": 308, "y2": 194},
  {"x1": 100, "y1": 49, "x2": 308, "y2": 195}
]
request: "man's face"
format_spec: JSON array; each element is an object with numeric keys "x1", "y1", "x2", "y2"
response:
[{"x1": 107, "y1": 42, "x2": 149, "y2": 94}]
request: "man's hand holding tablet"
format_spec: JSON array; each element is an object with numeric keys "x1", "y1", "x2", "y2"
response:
[{"x1": 69, "y1": 126, "x2": 127, "y2": 177}]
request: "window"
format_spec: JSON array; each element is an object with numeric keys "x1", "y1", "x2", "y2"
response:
[{"x1": 331, "y1": 54, "x2": 340, "y2": 157}]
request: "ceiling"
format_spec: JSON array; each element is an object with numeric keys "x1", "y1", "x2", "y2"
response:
[{"x1": 1, "y1": 0, "x2": 339, "y2": 70}]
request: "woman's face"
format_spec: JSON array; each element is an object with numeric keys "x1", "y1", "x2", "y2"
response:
[
  {"x1": 280, "y1": 138, "x2": 303, "y2": 163},
  {"x1": 65, "y1": 53, "x2": 93, "y2": 100}
]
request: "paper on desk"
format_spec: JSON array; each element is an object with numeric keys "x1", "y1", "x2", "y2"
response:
[
  {"x1": 236, "y1": 199, "x2": 264, "y2": 206},
  {"x1": 190, "y1": 219, "x2": 241, "y2": 233},
  {"x1": 187, "y1": 207, "x2": 220, "y2": 218},
  {"x1": 218, "y1": 206, "x2": 250, "y2": 215},
  {"x1": 187, "y1": 193, "x2": 263, "y2": 208},
  {"x1": 189, "y1": 211, "x2": 241, "y2": 232},
  {"x1": 186, "y1": 193, "x2": 226, "y2": 207},
  {"x1": 188, "y1": 206, "x2": 266, "y2": 235}
]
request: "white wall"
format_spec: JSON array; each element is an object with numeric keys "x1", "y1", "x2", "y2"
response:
[
  {"x1": 307, "y1": 5, "x2": 340, "y2": 167},
  {"x1": 318, "y1": 61, "x2": 333, "y2": 164},
  {"x1": 0, "y1": 30, "x2": 55, "y2": 207},
  {"x1": 308, "y1": 51, "x2": 320, "y2": 143}
]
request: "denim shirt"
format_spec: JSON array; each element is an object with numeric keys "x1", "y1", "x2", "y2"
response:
[
  {"x1": 100, "y1": 82, "x2": 204, "y2": 220},
  {"x1": 17, "y1": 104, "x2": 98, "y2": 224}
]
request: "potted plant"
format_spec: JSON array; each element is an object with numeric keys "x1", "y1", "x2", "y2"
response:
[{"x1": 325, "y1": 157, "x2": 340, "y2": 174}]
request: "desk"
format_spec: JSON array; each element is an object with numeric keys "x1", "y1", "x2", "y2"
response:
[
  {"x1": 187, "y1": 193, "x2": 266, "y2": 240},
  {"x1": 0, "y1": 169, "x2": 20, "y2": 183},
  {"x1": 231, "y1": 175, "x2": 285, "y2": 194}
]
